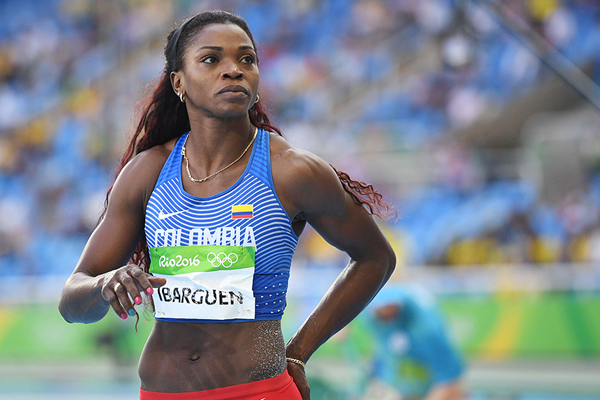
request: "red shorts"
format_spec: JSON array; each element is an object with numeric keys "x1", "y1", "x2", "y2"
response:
[{"x1": 139, "y1": 370, "x2": 302, "y2": 400}]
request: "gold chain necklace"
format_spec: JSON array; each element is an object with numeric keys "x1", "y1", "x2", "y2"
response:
[{"x1": 181, "y1": 127, "x2": 258, "y2": 183}]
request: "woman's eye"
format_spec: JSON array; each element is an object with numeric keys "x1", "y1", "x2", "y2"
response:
[
  {"x1": 202, "y1": 56, "x2": 217, "y2": 64},
  {"x1": 241, "y1": 55, "x2": 255, "y2": 64}
]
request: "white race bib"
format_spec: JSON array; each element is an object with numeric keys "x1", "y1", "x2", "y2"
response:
[{"x1": 149, "y1": 245, "x2": 255, "y2": 320}]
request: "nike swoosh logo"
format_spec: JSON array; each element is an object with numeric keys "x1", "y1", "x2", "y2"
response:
[{"x1": 158, "y1": 209, "x2": 187, "y2": 220}]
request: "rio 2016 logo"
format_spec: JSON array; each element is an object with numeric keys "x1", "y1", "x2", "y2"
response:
[
  {"x1": 158, "y1": 254, "x2": 201, "y2": 268},
  {"x1": 157, "y1": 252, "x2": 239, "y2": 268}
]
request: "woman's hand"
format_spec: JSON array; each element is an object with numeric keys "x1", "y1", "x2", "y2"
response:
[
  {"x1": 101, "y1": 263, "x2": 166, "y2": 319},
  {"x1": 287, "y1": 361, "x2": 310, "y2": 400}
]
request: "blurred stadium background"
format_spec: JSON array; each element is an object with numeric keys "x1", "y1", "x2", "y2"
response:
[{"x1": 1, "y1": 0, "x2": 600, "y2": 399}]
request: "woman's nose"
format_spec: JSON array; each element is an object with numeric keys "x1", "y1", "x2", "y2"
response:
[{"x1": 221, "y1": 62, "x2": 243, "y2": 79}]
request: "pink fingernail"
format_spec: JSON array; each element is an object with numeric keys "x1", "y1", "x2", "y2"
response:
[
  {"x1": 120, "y1": 313, "x2": 127, "y2": 320},
  {"x1": 135, "y1": 296, "x2": 142, "y2": 305},
  {"x1": 146, "y1": 288, "x2": 154, "y2": 295}
]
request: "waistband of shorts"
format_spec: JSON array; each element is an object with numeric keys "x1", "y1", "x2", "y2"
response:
[{"x1": 139, "y1": 370, "x2": 293, "y2": 400}]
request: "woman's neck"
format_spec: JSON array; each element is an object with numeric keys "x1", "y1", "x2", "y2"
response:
[{"x1": 183, "y1": 116, "x2": 256, "y2": 175}]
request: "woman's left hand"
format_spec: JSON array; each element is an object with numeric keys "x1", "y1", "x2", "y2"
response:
[{"x1": 287, "y1": 361, "x2": 310, "y2": 400}]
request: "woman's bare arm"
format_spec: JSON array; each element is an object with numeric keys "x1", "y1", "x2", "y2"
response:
[
  {"x1": 59, "y1": 149, "x2": 168, "y2": 323},
  {"x1": 272, "y1": 142, "x2": 395, "y2": 398}
]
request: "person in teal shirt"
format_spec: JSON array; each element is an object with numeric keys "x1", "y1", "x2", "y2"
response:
[{"x1": 366, "y1": 284, "x2": 465, "y2": 400}]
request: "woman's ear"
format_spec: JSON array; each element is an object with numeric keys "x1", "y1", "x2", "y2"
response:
[{"x1": 170, "y1": 71, "x2": 183, "y2": 97}]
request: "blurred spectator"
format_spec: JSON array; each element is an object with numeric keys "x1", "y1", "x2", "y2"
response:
[{"x1": 363, "y1": 284, "x2": 465, "y2": 400}]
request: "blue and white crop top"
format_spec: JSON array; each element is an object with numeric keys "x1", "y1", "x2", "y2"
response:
[{"x1": 145, "y1": 128, "x2": 299, "y2": 323}]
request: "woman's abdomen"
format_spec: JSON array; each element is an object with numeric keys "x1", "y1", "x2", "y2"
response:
[{"x1": 138, "y1": 319, "x2": 286, "y2": 392}]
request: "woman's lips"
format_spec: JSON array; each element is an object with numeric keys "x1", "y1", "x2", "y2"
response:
[{"x1": 218, "y1": 85, "x2": 249, "y2": 95}]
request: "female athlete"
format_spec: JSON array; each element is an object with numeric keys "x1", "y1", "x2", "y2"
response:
[{"x1": 59, "y1": 10, "x2": 395, "y2": 400}]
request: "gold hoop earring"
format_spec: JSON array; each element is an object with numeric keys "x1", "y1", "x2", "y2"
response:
[
  {"x1": 179, "y1": 92, "x2": 186, "y2": 103},
  {"x1": 255, "y1": 95, "x2": 260, "y2": 104}
]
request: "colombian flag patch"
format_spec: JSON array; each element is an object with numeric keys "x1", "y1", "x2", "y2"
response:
[{"x1": 232, "y1": 204, "x2": 253, "y2": 219}]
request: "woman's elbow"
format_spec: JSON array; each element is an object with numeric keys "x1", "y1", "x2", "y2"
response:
[
  {"x1": 58, "y1": 273, "x2": 97, "y2": 324},
  {"x1": 58, "y1": 289, "x2": 76, "y2": 323},
  {"x1": 382, "y1": 245, "x2": 396, "y2": 281}
]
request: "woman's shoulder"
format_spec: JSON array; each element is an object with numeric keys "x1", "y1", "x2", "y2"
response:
[
  {"x1": 102, "y1": 137, "x2": 181, "y2": 217},
  {"x1": 114, "y1": 137, "x2": 180, "y2": 198},
  {"x1": 269, "y1": 133, "x2": 337, "y2": 182},
  {"x1": 269, "y1": 133, "x2": 326, "y2": 172},
  {"x1": 269, "y1": 132, "x2": 345, "y2": 213},
  {"x1": 123, "y1": 137, "x2": 178, "y2": 175}
]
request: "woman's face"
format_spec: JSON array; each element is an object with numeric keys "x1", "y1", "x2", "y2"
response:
[{"x1": 173, "y1": 23, "x2": 259, "y2": 119}]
